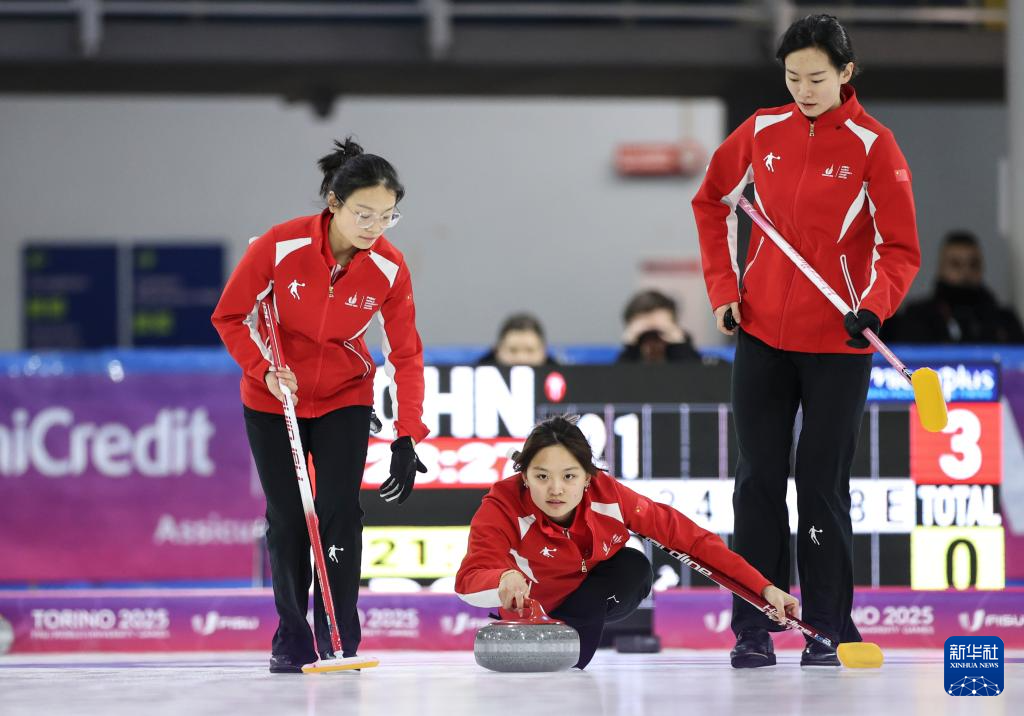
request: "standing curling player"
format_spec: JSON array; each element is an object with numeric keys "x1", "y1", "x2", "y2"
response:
[
  {"x1": 692, "y1": 15, "x2": 920, "y2": 667},
  {"x1": 455, "y1": 416, "x2": 799, "y2": 669},
  {"x1": 212, "y1": 137, "x2": 429, "y2": 673}
]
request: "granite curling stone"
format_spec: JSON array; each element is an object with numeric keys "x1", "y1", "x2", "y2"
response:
[{"x1": 474, "y1": 598, "x2": 580, "y2": 673}]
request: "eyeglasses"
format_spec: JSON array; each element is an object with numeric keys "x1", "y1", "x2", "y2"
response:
[{"x1": 341, "y1": 202, "x2": 402, "y2": 230}]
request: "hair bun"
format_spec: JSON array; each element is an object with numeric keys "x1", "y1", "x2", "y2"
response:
[
  {"x1": 336, "y1": 137, "x2": 364, "y2": 158},
  {"x1": 317, "y1": 136, "x2": 365, "y2": 198}
]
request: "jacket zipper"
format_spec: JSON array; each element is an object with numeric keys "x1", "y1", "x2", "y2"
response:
[
  {"x1": 563, "y1": 528, "x2": 588, "y2": 573},
  {"x1": 778, "y1": 117, "x2": 815, "y2": 344},
  {"x1": 307, "y1": 265, "x2": 338, "y2": 413},
  {"x1": 307, "y1": 288, "x2": 332, "y2": 415}
]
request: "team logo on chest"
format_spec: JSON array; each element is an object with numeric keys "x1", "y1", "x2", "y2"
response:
[
  {"x1": 822, "y1": 163, "x2": 853, "y2": 180},
  {"x1": 540, "y1": 546, "x2": 557, "y2": 558},
  {"x1": 288, "y1": 280, "x2": 305, "y2": 300},
  {"x1": 764, "y1": 152, "x2": 781, "y2": 172},
  {"x1": 344, "y1": 293, "x2": 379, "y2": 311}
]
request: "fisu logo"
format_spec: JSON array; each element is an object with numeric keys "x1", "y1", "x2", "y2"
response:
[
  {"x1": 441, "y1": 612, "x2": 492, "y2": 636},
  {"x1": 704, "y1": 609, "x2": 731, "y2": 633},
  {"x1": 960, "y1": 610, "x2": 1024, "y2": 632},
  {"x1": 191, "y1": 611, "x2": 259, "y2": 636}
]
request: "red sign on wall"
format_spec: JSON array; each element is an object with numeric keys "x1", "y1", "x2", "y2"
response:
[{"x1": 910, "y1": 402, "x2": 1001, "y2": 485}]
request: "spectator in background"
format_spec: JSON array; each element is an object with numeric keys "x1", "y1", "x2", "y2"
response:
[
  {"x1": 616, "y1": 289, "x2": 700, "y2": 363},
  {"x1": 478, "y1": 313, "x2": 559, "y2": 366},
  {"x1": 883, "y1": 231, "x2": 1024, "y2": 343}
]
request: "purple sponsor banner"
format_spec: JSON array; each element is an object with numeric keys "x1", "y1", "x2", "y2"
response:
[
  {"x1": 3, "y1": 587, "x2": 1020, "y2": 655},
  {"x1": 654, "y1": 588, "x2": 1024, "y2": 649},
  {"x1": 0, "y1": 373, "x2": 263, "y2": 582},
  {"x1": 0, "y1": 590, "x2": 491, "y2": 653},
  {"x1": 999, "y1": 370, "x2": 1024, "y2": 582}
]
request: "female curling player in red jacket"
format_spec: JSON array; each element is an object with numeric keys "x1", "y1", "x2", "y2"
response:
[
  {"x1": 692, "y1": 15, "x2": 920, "y2": 668},
  {"x1": 455, "y1": 416, "x2": 798, "y2": 669},
  {"x1": 212, "y1": 137, "x2": 429, "y2": 673}
]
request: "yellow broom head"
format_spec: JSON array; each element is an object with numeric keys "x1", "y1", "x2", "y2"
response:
[
  {"x1": 302, "y1": 655, "x2": 380, "y2": 673},
  {"x1": 911, "y1": 368, "x2": 948, "y2": 432},
  {"x1": 837, "y1": 642, "x2": 885, "y2": 669}
]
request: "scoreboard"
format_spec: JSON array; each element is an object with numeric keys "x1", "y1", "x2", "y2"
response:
[{"x1": 359, "y1": 361, "x2": 1005, "y2": 592}]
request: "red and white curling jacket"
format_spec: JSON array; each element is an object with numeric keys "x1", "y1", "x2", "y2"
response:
[
  {"x1": 211, "y1": 209, "x2": 429, "y2": 442},
  {"x1": 692, "y1": 85, "x2": 920, "y2": 353},
  {"x1": 455, "y1": 472, "x2": 771, "y2": 612}
]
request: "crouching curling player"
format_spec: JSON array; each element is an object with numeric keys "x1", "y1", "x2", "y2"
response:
[{"x1": 455, "y1": 415, "x2": 799, "y2": 668}]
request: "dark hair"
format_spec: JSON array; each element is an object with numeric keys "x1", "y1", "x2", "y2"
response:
[
  {"x1": 943, "y1": 230, "x2": 980, "y2": 250},
  {"x1": 317, "y1": 136, "x2": 405, "y2": 205},
  {"x1": 776, "y1": 14, "x2": 860, "y2": 78},
  {"x1": 622, "y1": 289, "x2": 677, "y2": 324},
  {"x1": 497, "y1": 313, "x2": 546, "y2": 343},
  {"x1": 512, "y1": 415, "x2": 599, "y2": 476}
]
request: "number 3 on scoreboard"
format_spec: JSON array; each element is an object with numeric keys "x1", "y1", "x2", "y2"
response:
[{"x1": 910, "y1": 402, "x2": 1001, "y2": 485}]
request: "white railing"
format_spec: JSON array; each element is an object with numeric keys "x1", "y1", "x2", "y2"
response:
[{"x1": 0, "y1": 1, "x2": 1007, "y2": 58}]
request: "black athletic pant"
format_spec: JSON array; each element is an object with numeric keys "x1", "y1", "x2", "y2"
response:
[
  {"x1": 549, "y1": 548, "x2": 653, "y2": 669},
  {"x1": 730, "y1": 329, "x2": 870, "y2": 645},
  {"x1": 244, "y1": 404, "x2": 371, "y2": 662}
]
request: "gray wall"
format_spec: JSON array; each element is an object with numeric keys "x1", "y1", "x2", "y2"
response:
[
  {"x1": 0, "y1": 95, "x2": 724, "y2": 352},
  {"x1": 869, "y1": 102, "x2": 1008, "y2": 303},
  {"x1": 0, "y1": 96, "x2": 1009, "y2": 354}
]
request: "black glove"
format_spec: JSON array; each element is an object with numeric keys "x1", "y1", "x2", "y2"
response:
[
  {"x1": 723, "y1": 308, "x2": 738, "y2": 331},
  {"x1": 380, "y1": 436, "x2": 427, "y2": 504},
  {"x1": 843, "y1": 309, "x2": 880, "y2": 349}
]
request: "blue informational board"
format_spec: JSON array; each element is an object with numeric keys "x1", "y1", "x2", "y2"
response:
[
  {"x1": 22, "y1": 244, "x2": 119, "y2": 349},
  {"x1": 867, "y1": 362, "x2": 1000, "y2": 403},
  {"x1": 132, "y1": 244, "x2": 224, "y2": 347}
]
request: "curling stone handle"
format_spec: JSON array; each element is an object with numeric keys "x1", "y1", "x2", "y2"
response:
[{"x1": 498, "y1": 597, "x2": 546, "y2": 621}]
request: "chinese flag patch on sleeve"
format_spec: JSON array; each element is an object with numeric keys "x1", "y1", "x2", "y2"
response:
[{"x1": 893, "y1": 168, "x2": 909, "y2": 182}]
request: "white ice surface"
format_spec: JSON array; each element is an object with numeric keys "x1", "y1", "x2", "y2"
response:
[{"x1": 1, "y1": 649, "x2": 1020, "y2": 716}]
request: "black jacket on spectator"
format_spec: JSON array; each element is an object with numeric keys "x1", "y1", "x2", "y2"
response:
[
  {"x1": 616, "y1": 331, "x2": 702, "y2": 363},
  {"x1": 883, "y1": 281, "x2": 1024, "y2": 344}
]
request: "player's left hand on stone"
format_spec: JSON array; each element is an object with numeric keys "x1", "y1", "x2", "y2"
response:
[
  {"x1": 761, "y1": 585, "x2": 800, "y2": 626},
  {"x1": 843, "y1": 309, "x2": 880, "y2": 349},
  {"x1": 380, "y1": 436, "x2": 427, "y2": 504}
]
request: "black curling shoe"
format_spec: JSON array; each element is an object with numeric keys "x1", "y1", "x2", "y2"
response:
[
  {"x1": 730, "y1": 628, "x2": 776, "y2": 668},
  {"x1": 269, "y1": 654, "x2": 305, "y2": 674},
  {"x1": 800, "y1": 640, "x2": 842, "y2": 667}
]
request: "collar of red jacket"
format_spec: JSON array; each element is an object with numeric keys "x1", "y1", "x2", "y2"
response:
[
  {"x1": 791, "y1": 83, "x2": 862, "y2": 130},
  {"x1": 316, "y1": 208, "x2": 391, "y2": 274},
  {"x1": 316, "y1": 209, "x2": 337, "y2": 268}
]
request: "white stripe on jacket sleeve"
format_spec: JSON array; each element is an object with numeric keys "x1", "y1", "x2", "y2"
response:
[
  {"x1": 456, "y1": 587, "x2": 501, "y2": 608},
  {"x1": 720, "y1": 165, "x2": 754, "y2": 290},
  {"x1": 858, "y1": 191, "x2": 885, "y2": 305},
  {"x1": 243, "y1": 281, "x2": 274, "y2": 364}
]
